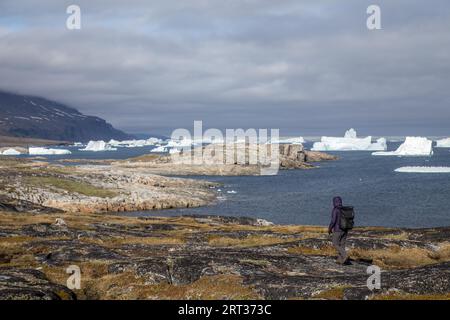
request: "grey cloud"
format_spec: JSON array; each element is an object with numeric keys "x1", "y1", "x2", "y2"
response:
[{"x1": 0, "y1": 0, "x2": 449, "y2": 136}]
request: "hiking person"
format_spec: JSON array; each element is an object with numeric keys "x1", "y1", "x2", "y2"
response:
[{"x1": 328, "y1": 196, "x2": 354, "y2": 265}]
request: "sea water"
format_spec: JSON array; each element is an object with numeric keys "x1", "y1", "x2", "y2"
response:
[{"x1": 25, "y1": 142, "x2": 450, "y2": 228}]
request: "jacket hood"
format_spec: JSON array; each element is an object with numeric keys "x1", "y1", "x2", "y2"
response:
[{"x1": 333, "y1": 196, "x2": 343, "y2": 208}]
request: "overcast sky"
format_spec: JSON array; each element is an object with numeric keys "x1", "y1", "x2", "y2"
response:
[{"x1": 0, "y1": 0, "x2": 449, "y2": 136}]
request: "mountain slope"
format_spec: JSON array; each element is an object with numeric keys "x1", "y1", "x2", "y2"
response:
[{"x1": 0, "y1": 91, "x2": 133, "y2": 142}]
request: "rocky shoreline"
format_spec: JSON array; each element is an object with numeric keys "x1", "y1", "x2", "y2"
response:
[
  {"x1": 0, "y1": 158, "x2": 218, "y2": 214},
  {"x1": 0, "y1": 144, "x2": 335, "y2": 214},
  {"x1": 116, "y1": 143, "x2": 337, "y2": 176},
  {"x1": 0, "y1": 212, "x2": 448, "y2": 300}
]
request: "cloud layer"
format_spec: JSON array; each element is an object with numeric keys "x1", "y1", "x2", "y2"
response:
[{"x1": 1, "y1": 0, "x2": 449, "y2": 135}]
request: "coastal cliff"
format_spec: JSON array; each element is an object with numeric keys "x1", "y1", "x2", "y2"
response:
[{"x1": 0, "y1": 91, "x2": 133, "y2": 142}]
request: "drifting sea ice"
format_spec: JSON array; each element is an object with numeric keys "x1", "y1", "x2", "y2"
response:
[
  {"x1": 268, "y1": 137, "x2": 305, "y2": 144},
  {"x1": 436, "y1": 138, "x2": 450, "y2": 148},
  {"x1": 372, "y1": 137, "x2": 433, "y2": 156},
  {"x1": 107, "y1": 138, "x2": 164, "y2": 148},
  {"x1": 151, "y1": 145, "x2": 168, "y2": 153},
  {"x1": 311, "y1": 129, "x2": 387, "y2": 151},
  {"x1": 166, "y1": 139, "x2": 198, "y2": 148},
  {"x1": 395, "y1": 166, "x2": 450, "y2": 173},
  {"x1": 29, "y1": 147, "x2": 72, "y2": 155},
  {"x1": 1, "y1": 148, "x2": 21, "y2": 155},
  {"x1": 81, "y1": 141, "x2": 117, "y2": 152}
]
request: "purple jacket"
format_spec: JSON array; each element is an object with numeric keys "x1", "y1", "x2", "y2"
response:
[{"x1": 329, "y1": 196, "x2": 343, "y2": 233}]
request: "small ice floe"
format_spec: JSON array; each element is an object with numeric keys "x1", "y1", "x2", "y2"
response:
[
  {"x1": 436, "y1": 138, "x2": 450, "y2": 148},
  {"x1": 227, "y1": 190, "x2": 237, "y2": 194},
  {"x1": 312, "y1": 128, "x2": 387, "y2": 151},
  {"x1": 81, "y1": 140, "x2": 117, "y2": 152},
  {"x1": 372, "y1": 137, "x2": 433, "y2": 157},
  {"x1": 29, "y1": 147, "x2": 72, "y2": 155},
  {"x1": 151, "y1": 145, "x2": 168, "y2": 153},
  {"x1": 395, "y1": 166, "x2": 450, "y2": 173},
  {"x1": 1, "y1": 148, "x2": 21, "y2": 156}
]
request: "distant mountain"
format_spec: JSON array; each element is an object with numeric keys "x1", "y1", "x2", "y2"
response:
[{"x1": 0, "y1": 91, "x2": 133, "y2": 142}]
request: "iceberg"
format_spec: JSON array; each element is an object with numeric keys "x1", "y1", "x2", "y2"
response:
[
  {"x1": 107, "y1": 139, "x2": 122, "y2": 147},
  {"x1": 311, "y1": 129, "x2": 387, "y2": 151},
  {"x1": 166, "y1": 139, "x2": 197, "y2": 148},
  {"x1": 269, "y1": 137, "x2": 305, "y2": 145},
  {"x1": 1, "y1": 148, "x2": 21, "y2": 156},
  {"x1": 124, "y1": 140, "x2": 147, "y2": 148},
  {"x1": 395, "y1": 166, "x2": 450, "y2": 173},
  {"x1": 145, "y1": 137, "x2": 163, "y2": 145},
  {"x1": 81, "y1": 141, "x2": 117, "y2": 152},
  {"x1": 29, "y1": 147, "x2": 72, "y2": 155},
  {"x1": 436, "y1": 138, "x2": 450, "y2": 148},
  {"x1": 107, "y1": 138, "x2": 164, "y2": 148},
  {"x1": 372, "y1": 137, "x2": 433, "y2": 156}
]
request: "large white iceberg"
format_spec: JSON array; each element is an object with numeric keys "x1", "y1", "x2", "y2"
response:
[
  {"x1": 372, "y1": 137, "x2": 433, "y2": 156},
  {"x1": 436, "y1": 138, "x2": 450, "y2": 148},
  {"x1": 311, "y1": 129, "x2": 387, "y2": 151},
  {"x1": 395, "y1": 166, "x2": 450, "y2": 173},
  {"x1": 1, "y1": 148, "x2": 22, "y2": 156},
  {"x1": 29, "y1": 147, "x2": 72, "y2": 155},
  {"x1": 81, "y1": 141, "x2": 117, "y2": 152}
]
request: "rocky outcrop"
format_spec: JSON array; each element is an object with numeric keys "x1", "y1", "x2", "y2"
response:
[
  {"x1": 0, "y1": 268, "x2": 76, "y2": 300},
  {"x1": 118, "y1": 143, "x2": 337, "y2": 175},
  {"x1": 0, "y1": 211, "x2": 448, "y2": 300},
  {"x1": 0, "y1": 160, "x2": 218, "y2": 214},
  {"x1": 304, "y1": 150, "x2": 338, "y2": 162}
]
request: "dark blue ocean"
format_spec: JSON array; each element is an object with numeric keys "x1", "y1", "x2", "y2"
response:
[{"x1": 28, "y1": 142, "x2": 450, "y2": 228}]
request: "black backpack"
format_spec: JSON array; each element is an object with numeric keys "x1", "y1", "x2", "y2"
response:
[{"x1": 339, "y1": 206, "x2": 355, "y2": 231}]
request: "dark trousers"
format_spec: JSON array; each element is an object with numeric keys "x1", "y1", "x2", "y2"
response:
[{"x1": 332, "y1": 230, "x2": 348, "y2": 263}]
